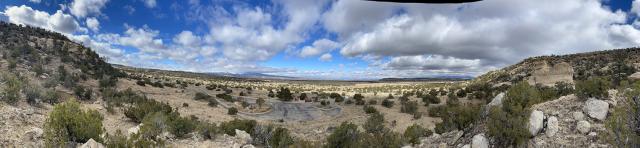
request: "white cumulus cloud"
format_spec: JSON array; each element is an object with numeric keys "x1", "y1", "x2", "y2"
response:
[
  {"x1": 4, "y1": 5, "x2": 81, "y2": 34},
  {"x1": 70, "y1": 0, "x2": 109, "y2": 18},
  {"x1": 86, "y1": 17, "x2": 99, "y2": 32}
]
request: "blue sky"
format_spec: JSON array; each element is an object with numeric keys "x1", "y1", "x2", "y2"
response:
[{"x1": 1, "y1": 0, "x2": 639, "y2": 80}]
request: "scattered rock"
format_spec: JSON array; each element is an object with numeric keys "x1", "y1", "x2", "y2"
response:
[
  {"x1": 128, "y1": 123, "x2": 142, "y2": 136},
  {"x1": 241, "y1": 144, "x2": 256, "y2": 148},
  {"x1": 471, "y1": 133, "x2": 488, "y2": 148},
  {"x1": 79, "y1": 138, "x2": 105, "y2": 148},
  {"x1": 577, "y1": 121, "x2": 591, "y2": 134},
  {"x1": 546, "y1": 116, "x2": 558, "y2": 137},
  {"x1": 629, "y1": 72, "x2": 640, "y2": 80},
  {"x1": 461, "y1": 144, "x2": 470, "y2": 148},
  {"x1": 583, "y1": 98, "x2": 609, "y2": 120},
  {"x1": 438, "y1": 143, "x2": 447, "y2": 148},
  {"x1": 23, "y1": 127, "x2": 43, "y2": 141},
  {"x1": 572, "y1": 111, "x2": 585, "y2": 121},
  {"x1": 528, "y1": 110, "x2": 544, "y2": 136},
  {"x1": 401, "y1": 145, "x2": 413, "y2": 148},
  {"x1": 588, "y1": 132, "x2": 597, "y2": 137}
]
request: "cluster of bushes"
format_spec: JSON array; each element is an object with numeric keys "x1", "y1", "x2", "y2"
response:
[
  {"x1": 325, "y1": 112, "x2": 432, "y2": 147},
  {"x1": 353, "y1": 94, "x2": 365, "y2": 105},
  {"x1": 400, "y1": 101, "x2": 420, "y2": 119},
  {"x1": 216, "y1": 93, "x2": 234, "y2": 102},
  {"x1": 193, "y1": 92, "x2": 218, "y2": 107},
  {"x1": 330, "y1": 93, "x2": 344, "y2": 102},
  {"x1": 421, "y1": 94, "x2": 440, "y2": 105},
  {"x1": 276, "y1": 87, "x2": 293, "y2": 101},
  {"x1": 430, "y1": 103, "x2": 481, "y2": 134}
]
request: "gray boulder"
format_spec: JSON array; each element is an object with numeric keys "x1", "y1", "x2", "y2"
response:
[
  {"x1": 528, "y1": 110, "x2": 544, "y2": 136},
  {"x1": 79, "y1": 139, "x2": 105, "y2": 148},
  {"x1": 487, "y1": 93, "x2": 505, "y2": 107},
  {"x1": 583, "y1": 98, "x2": 609, "y2": 120},
  {"x1": 472, "y1": 133, "x2": 488, "y2": 148},
  {"x1": 546, "y1": 116, "x2": 559, "y2": 137},
  {"x1": 572, "y1": 111, "x2": 585, "y2": 121},
  {"x1": 577, "y1": 120, "x2": 591, "y2": 134}
]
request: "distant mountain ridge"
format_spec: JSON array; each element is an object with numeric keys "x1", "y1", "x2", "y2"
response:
[{"x1": 379, "y1": 76, "x2": 473, "y2": 82}]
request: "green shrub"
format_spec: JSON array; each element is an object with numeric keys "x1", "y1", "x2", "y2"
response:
[
  {"x1": 140, "y1": 112, "x2": 168, "y2": 139},
  {"x1": 219, "y1": 119, "x2": 257, "y2": 136},
  {"x1": 169, "y1": 113, "x2": 197, "y2": 138},
  {"x1": 257, "y1": 98, "x2": 265, "y2": 107},
  {"x1": 136, "y1": 80, "x2": 146, "y2": 86},
  {"x1": 325, "y1": 122, "x2": 360, "y2": 148},
  {"x1": 364, "y1": 112, "x2": 385, "y2": 134},
  {"x1": 208, "y1": 99, "x2": 219, "y2": 107},
  {"x1": 42, "y1": 89, "x2": 60, "y2": 105},
  {"x1": 354, "y1": 94, "x2": 365, "y2": 105},
  {"x1": 228, "y1": 107, "x2": 238, "y2": 115},
  {"x1": 381, "y1": 99, "x2": 394, "y2": 108},
  {"x1": 44, "y1": 100, "x2": 104, "y2": 147},
  {"x1": 404, "y1": 124, "x2": 432, "y2": 145},
  {"x1": 345, "y1": 99, "x2": 354, "y2": 104},
  {"x1": 434, "y1": 104, "x2": 481, "y2": 134},
  {"x1": 270, "y1": 127, "x2": 294, "y2": 148},
  {"x1": 575, "y1": 77, "x2": 609, "y2": 100},
  {"x1": 194, "y1": 92, "x2": 211, "y2": 101},
  {"x1": 99, "y1": 76, "x2": 118, "y2": 88},
  {"x1": 602, "y1": 86, "x2": 640, "y2": 147},
  {"x1": 198, "y1": 122, "x2": 219, "y2": 140},
  {"x1": 427, "y1": 106, "x2": 446, "y2": 117},
  {"x1": 368, "y1": 100, "x2": 377, "y2": 105},
  {"x1": 487, "y1": 107, "x2": 530, "y2": 146},
  {"x1": 24, "y1": 84, "x2": 42, "y2": 106},
  {"x1": 554, "y1": 81, "x2": 574, "y2": 96},
  {"x1": 422, "y1": 94, "x2": 440, "y2": 106},
  {"x1": 400, "y1": 101, "x2": 419, "y2": 115},
  {"x1": 358, "y1": 130, "x2": 404, "y2": 148},
  {"x1": 124, "y1": 98, "x2": 173, "y2": 123},
  {"x1": 277, "y1": 87, "x2": 294, "y2": 101},
  {"x1": 299, "y1": 93, "x2": 308, "y2": 101},
  {"x1": 1, "y1": 72, "x2": 22, "y2": 105},
  {"x1": 363, "y1": 105, "x2": 378, "y2": 114},
  {"x1": 487, "y1": 81, "x2": 537, "y2": 146},
  {"x1": 216, "y1": 93, "x2": 234, "y2": 102}
]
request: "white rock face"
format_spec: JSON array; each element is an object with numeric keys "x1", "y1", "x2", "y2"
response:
[
  {"x1": 583, "y1": 98, "x2": 609, "y2": 120},
  {"x1": 79, "y1": 138, "x2": 105, "y2": 148},
  {"x1": 461, "y1": 144, "x2": 470, "y2": 148},
  {"x1": 528, "y1": 110, "x2": 544, "y2": 136},
  {"x1": 546, "y1": 116, "x2": 559, "y2": 137},
  {"x1": 472, "y1": 133, "x2": 489, "y2": 148},
  {"x1": 488, "y1": 93, "x2": 505, "y2": 107},
  {"x1": 577, "y1": 121, "x2": 591, "y2": 134},
  {"x1": 572, "y1": 111, "x2": 585, "y2": 121}
]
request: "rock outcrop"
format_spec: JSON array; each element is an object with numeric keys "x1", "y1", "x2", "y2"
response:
[
  {"x1": 583, "y1": 98, "x2": 609, "y2": 120},
  {"x1": 526, "y1": 61, "x2": 574, "y2": 86}
]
